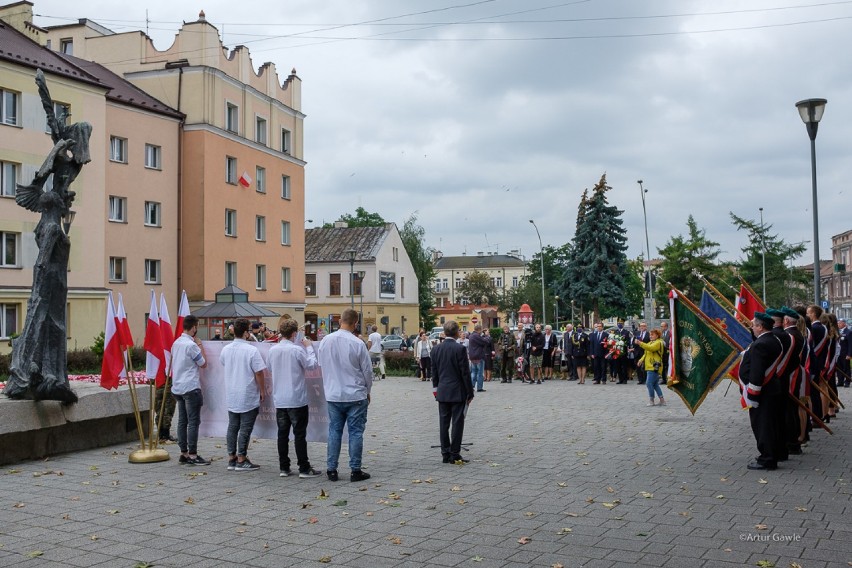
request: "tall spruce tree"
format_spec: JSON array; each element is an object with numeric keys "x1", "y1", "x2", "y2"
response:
[{"x1": 567, "y1": 174, "x2": 630, "y2": 321}]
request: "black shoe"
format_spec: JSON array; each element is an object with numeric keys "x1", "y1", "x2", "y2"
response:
[
  {"x1": 477, "y1": 389, "x2": 486, "y2": 392},
  {"x1": 788, "y1": 446, "x2": 803, "y2": 455},
  {"x1": 536, "y1": 380, "x2": 542, "y2": 385},
  {"x1": 159, "y1": 432, "x2": 176, "y2": 442},
  {"x1": 823, "y1": 415, "x2": 831, "y2": 423},
  {"x1": 442, "y1": 455, "x2": 452, "y2": 463},
  {"x1": 747, "y1": 461, "x2": 777, "y2": 471},
  {"x1": 327, "y1": 469, "x2": 339, "y2": 481},
  {"x1": 179, "y1": 454, "x2": 189, "y2": 465},
  {"x1": 186, "y1": 455, "x2": 211, "y2": 466},
  {"x1": 350, "y1": 470, "x2": 371, "y2": 482}
]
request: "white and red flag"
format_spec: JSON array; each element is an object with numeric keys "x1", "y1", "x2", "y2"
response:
[
  {"x1": 238, "y1": 171, "x2": 252, "y2": 188},
  {"x1": 144, "y1": 290, "x2": 167, "y2": 387},
  {"x1": 174, "y1": 290, "x2": 190, "y2": 341},
  {"x1": 116, "y1": 292, "x2": 133, "y2": 350},
  {"x1": 159, "y1": 293, "x2": 175, "y2": 377},
  {"x1": 100, "y1": 291, "x2": 123, "y2": 390}
]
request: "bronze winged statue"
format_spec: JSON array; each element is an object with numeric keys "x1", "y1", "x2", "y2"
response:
[{"x1": 5, "y1": 70, "x2": 92, "y2": 403}]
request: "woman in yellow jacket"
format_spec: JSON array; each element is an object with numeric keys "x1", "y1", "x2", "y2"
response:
[{"x1": 635, "y1": 329, "x2": 666, "y2": 406}]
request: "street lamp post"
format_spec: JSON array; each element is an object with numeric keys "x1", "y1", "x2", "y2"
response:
[
  {"x1": 357, "y1": 270, "x2": 365, "y2": 328},
  {"x1": 637, "y1": 180, "x2": 651, "y2": 298},
  {"x1": 570, "y1": 300, "x2": 575, "y2": 324},
  {"x1": 796, "y1": 98, "x2": 827, "y2": 306},
  {"x1": 529, "y1": 220, "x2": 546, "y2": 327},
  {"x1": 759, "y1": 207, "x2": 766, "y2": 304},
  {"x1": 346, "y1": 249, "x2": 356, "y2": 309},
  {"x1": 554, "y1": 295, "x2": 560, "y2": 329}
]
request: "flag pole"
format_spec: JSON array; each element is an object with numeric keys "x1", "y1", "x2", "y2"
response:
[
  {"x1": 123, "y1": 349, "x2": 147, "y2": 450},
  {"x1": 152, "y1": 374, "x2": 172, "y2": 450},
  {"x1": 810, "y1": 374, "x2": 845, "y2": 409},
  {"x1": 739, "y1": 275, "x2": 766, "y2": 311},
  {"x1": 693, "y1": 270, "x2": 753, "y2": 328},
  {"x1": 789, "y1": 391, "x2": 833, "y2": 434}
]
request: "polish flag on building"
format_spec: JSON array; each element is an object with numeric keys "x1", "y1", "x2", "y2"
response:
[
  {"x1": 238, "y1": 171, "x2": 252, "y2": 188},
  {"x1": 144, "y1": 290, "x2": 167, "y2": 387},
  {"x1": 174, "y1": 290, "x2": 190, "y2": 341},
  {"x1": 159, "y1": 293, "x2": 175, "y2": 377},
  {"x1": 116, "y1": 293, "x2": 133, "y2": 350},
  {"x1": 100, "y1": 292, "x2": 124, "y2": 390}
]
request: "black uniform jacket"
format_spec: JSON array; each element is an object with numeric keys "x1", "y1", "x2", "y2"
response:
[{"x1": 431, "y1": 338, "x2": 475, "y2": 403}]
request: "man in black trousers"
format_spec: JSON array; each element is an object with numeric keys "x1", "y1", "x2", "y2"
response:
[
  {"x1": 431, "y1": 320, "x2": 475, "y2": 464},
  {"x1": 589, "y1": 322, "x2": 609, "y2": 384},
  {"x1": 740, "y1": 312, "x2": 784, "y2": 471}
]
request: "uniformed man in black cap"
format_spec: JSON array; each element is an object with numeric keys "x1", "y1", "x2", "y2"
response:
[
  {"x1": 739, "y1": 312, "x2": 785, "y2": 470},
  {"x1": 766, "y1": 308, "x2": 793, "y2": 462},
  {"x1": 781, "y1": 306, "x2": 805, "y2": 455},
  {"x1": 838, "y1": 318, "x2": 852, "y2": 388}
]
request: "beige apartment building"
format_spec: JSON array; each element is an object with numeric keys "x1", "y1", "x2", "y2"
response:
[
  {"x1": 41, "y1": 8, "x2": 308, "y2": 322},
  {"x1": 432, "y1": 251, "x2": 527, "y2": 307}
]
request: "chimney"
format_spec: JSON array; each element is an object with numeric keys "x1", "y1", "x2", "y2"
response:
[
  {"x1": 333, "y1": 221, "x2": 348, "y2": 228},
  {"x1": 477, "y1": 251, "x2": 484, "y2": 256}
]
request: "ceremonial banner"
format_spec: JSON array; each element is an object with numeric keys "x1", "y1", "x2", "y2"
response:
[
  {"x1": 699, "y1": 290, "x2": 752, "y2": 349},
  {"x1": 735, "y1": 278, "x2": 764, "y2": 321},
  {"x1": 669, "y1": 289, "x2": 742, "y2": 415},
  {"x1": 198, "y1": 341, "x2": 332, "y2": 443}
]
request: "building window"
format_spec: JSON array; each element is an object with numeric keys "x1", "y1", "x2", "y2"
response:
[
  {"x1": 225, "y1": 156, "x2": 237, "y2": 184},
  {"x1": 144, "y1": 201, "x2": 161, "y2": 227},
  {"x1": 442, "y1": 278, "x2": 448, "y2": 290},
  {"x1": 225, "y1": 209, "x2": 237, "y2": 237},
  {"x1": 393, "y1": 247, "x2": 399, "y2": 261},
  {"x1": 281, "y1": 128, "x2": 291, "y2": 154},
  {"x1": 144, "y1": 259, "x2": 161, "y2": 284},
  {"x1": 109, "y1": 257, "x2": 126, "y2": 282},
  {"x1": 281, "y1": 267, "x2": 291, "y2": 292},
  {"x1": 226, "y1": 102, "x2": 239, "y2": 133},
  {"x1": 401, "y1": 276, "x2": 405, "y2": 299},
  {"x1": 306, "y1": 273, "x2": 317, "y2": 296},
  {"x1": 281, "y1": 175, "x2": 291, "y2": 199},
  {"x1": 256, "y1": 264, "x2": 266, "y2": 290},
  {"x1": 45, "y1": 102, "x2": 69, "y2": 133},
  {"x1": 329, "y1": 273, "x2": 341, "y2": 296},
  {"x1": 255, "y1": 215, "x2": 266, "y2": 242},
  {"x1": 59, "y1": 38, "x2": 73, "y2": 54},
  {"x1": 144, "y1": 144, "x2": 161, "y2": 169},
  {"x1": 256, "y1": 166, "x2": 266, "y2": 194},
  {"x1": 1, "y1": 160, "x2": 18, "y2": 197},
  {"x1": 1, "y1": 303, "x2": 18, "y2": 339},
  {"x1": 434, "y1": 279, "x2": 441, "y2": 292},
  {"x1": 512, "y1": 276, "x2": 519, "y2": 288},
  {"x1": 1, "y1": 89, "x2": 19, "y2": 126},
  {"x1": 350, "y1": 273, "x2": 363, "y2": 296},
  {"x1": 225, "y1": 261, "x2": 237, "y2": 286},
  {"x1": 280, "y1": 221, "x2": 291, "y2": 245},
  {"x1": 255, "y1": 116, "x2": 267, "y2": 145},
  {"x1": 1, "y1": 231, "x2": 18, "y2": 267},
  {"x1": 108, "y1": 196, "x2": 127, "y2": 222},
  {"x1": 455, "y1": 278, "x2": 462, "y2": 288},
  {"x1": 495, "y1": 277, "x2": 503, "y2": 287},
  {"x1": 109, "y1": 136, "x2": 127, "y2": 163}
]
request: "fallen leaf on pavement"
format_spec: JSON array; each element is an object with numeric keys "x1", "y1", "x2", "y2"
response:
[
  {"x1": 556, "y1": 528, "x2": 572, "y2": 535},
  {"x1": 184, "y1": 497, "x2": 195, "y2": 505},
  {"x1": 606, "y1": 486, "x2": 615, "y2": 493},
  {"x1": 333, "y1": 500, "x2": 347, "y2": 507},
  {"x1": 557, "y1": 482, "x2": 567, "y2": 487},
  {"x1": 518, "y1": 537, "x2": 531, "y2": 545},
  {"x1": 451, "y1": 486, "x2": 462, "y2": 492},
  {"x1": 755, "y1": 524, "x2": 768, "y2": 530},
  {"x1": 318, "y1": 489, "x2": 328, "y2": 499},
  {"x1": 758, "y1": 478, "x2": 768, "y2": 484},
  {"x1": 26, "y1": 551, "x2": 43, "y2": 558},
  {"x1": 319, "y1": 556, "x2": 331, "y2": 563},
  {"x1": 387, "y1": 536, "x2": 402, "y2": 545},
  {"x1": 640, "y1": 492, "x2": 653, "y2": 498}
]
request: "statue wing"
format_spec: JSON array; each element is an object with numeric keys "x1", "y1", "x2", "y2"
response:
[
  {"x1": 36, "y1": 70, "x2": 61, "y2": 143},
  {"x1": 15, "y1": 183, "x2": 44, "y2": 212}
]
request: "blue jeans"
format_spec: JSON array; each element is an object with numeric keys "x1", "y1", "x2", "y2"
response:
[
  {"x1": 326, "y1": 399, "x2": 369, "y2": 471},
  {"x1": 173, "y1": 388, "x2": 203, "y2": 454},
  {"x1": 646, "y1": 371, "x2": 664, "y2": 399},
  {"x1": 470, "y1": 360, "x2": 484, "y2": 390},
  {"x1": 226, "y1": 407, "x2": 259, "y2": 457}
]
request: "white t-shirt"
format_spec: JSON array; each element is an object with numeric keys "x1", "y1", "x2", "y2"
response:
[
  {"x1": 170, "y1": 333, "x2": 205, "y2": 395},
  {"x1": 268, "y1": 338, "x2": 317, "y2": 408},
  {"x1": 220, "y1": 339, "x2": 267, "y2": 413},
  {"x1": 368, "y1": 331, "x2": 383, "y2": 354}
]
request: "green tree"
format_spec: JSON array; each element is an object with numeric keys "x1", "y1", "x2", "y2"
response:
[
  {"x1": 399, "y1": 213, "x2": 436, "y2": 330},
  {"x1": 730, "y1": 212, "x2": 810, "y2": 307},
  {"x1": 565, "y1": 174, "x2": 630, "y2": 321},
  {"x1": 655, "y1": 215, "x2": 729, "y2": 311},
  {"x1": 602, "y1": 258, "x2": 644, "y2": 319},
  {"x1": 456, "y1": 270, "x2": 499, "y2": 305},
  {"x1": 324, "y1": 207, "x2": 385, "y2": 228}
]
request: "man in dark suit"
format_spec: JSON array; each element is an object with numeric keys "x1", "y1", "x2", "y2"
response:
[
  {"x1": 431, "y1": 320, "x2": 475, "y2": 464},
  {"x1": 781, "y1": 307, "x2": 805, "y2": 455},
  {"x1": 739, "y1": 312, "x2": 784, "y2": 471},
  {"x1": 766, "y1": 308, "x2": 793, "y2": 462},
  {"x1": 614, "y1": 319, "x2": 632, "y2": 384},
  {"x1": 660, "y1": 321, "x2": 672, "y2": 379},
  {"x1": 589, "y1": 322, "x2": 609, "y2": 384}
]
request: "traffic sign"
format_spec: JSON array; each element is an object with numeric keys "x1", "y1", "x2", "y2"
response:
[{"x1": 821, "y1": 300, "x2": 830, "y2": 310}]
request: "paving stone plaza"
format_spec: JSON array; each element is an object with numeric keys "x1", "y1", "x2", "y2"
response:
[{"x1": 0, "y1": 377, "x2": 849, "y2": 568}]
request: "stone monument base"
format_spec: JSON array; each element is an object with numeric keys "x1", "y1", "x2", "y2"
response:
[{"x1": 0, "y1": 382, "x2": 151, "y2": 465}]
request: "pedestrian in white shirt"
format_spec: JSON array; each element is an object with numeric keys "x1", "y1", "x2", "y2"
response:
[
  {"x1": 317, "y1": 308, "x2": 373, "y2": 482},
  {"x1": 170, "y1": 315, "x2": 209, "y2": 466},
  {"x1": 268, "y1": 319, "x2": 322, "y2": 478},
  {"x1": 220, "y1": 318, "x2": 267, "y2": 472},
  {"x1": 367, "y1": 325, "x2": 385, "y2": 379}
]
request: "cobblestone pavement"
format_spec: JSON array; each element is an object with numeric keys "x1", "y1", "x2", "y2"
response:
[{"x1": 0, "y1": 377, "x2": 849, "y2": 568}]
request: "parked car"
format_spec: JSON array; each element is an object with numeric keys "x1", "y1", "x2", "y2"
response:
[{"x1": 380, "y1": 334, "x2": 405, "y2": 350}]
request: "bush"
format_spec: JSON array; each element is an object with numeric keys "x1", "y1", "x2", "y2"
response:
[
  {"x1": 489, "y1": 327, "x2": 503, "y2": 342},
  {"x1": 66, "y1": 349, "x2": 100, "y2": 374},
  {"x1": 384, "y1": 350, "x2": 417, "y2": 375},
  {"x1": 0, "y1": 352, "x2": 9, "y2": 378}
]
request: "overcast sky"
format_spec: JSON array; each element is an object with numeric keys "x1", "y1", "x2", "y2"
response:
[{"x1": 33, "y1": 0, "x2": 852, "y2": 266}]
